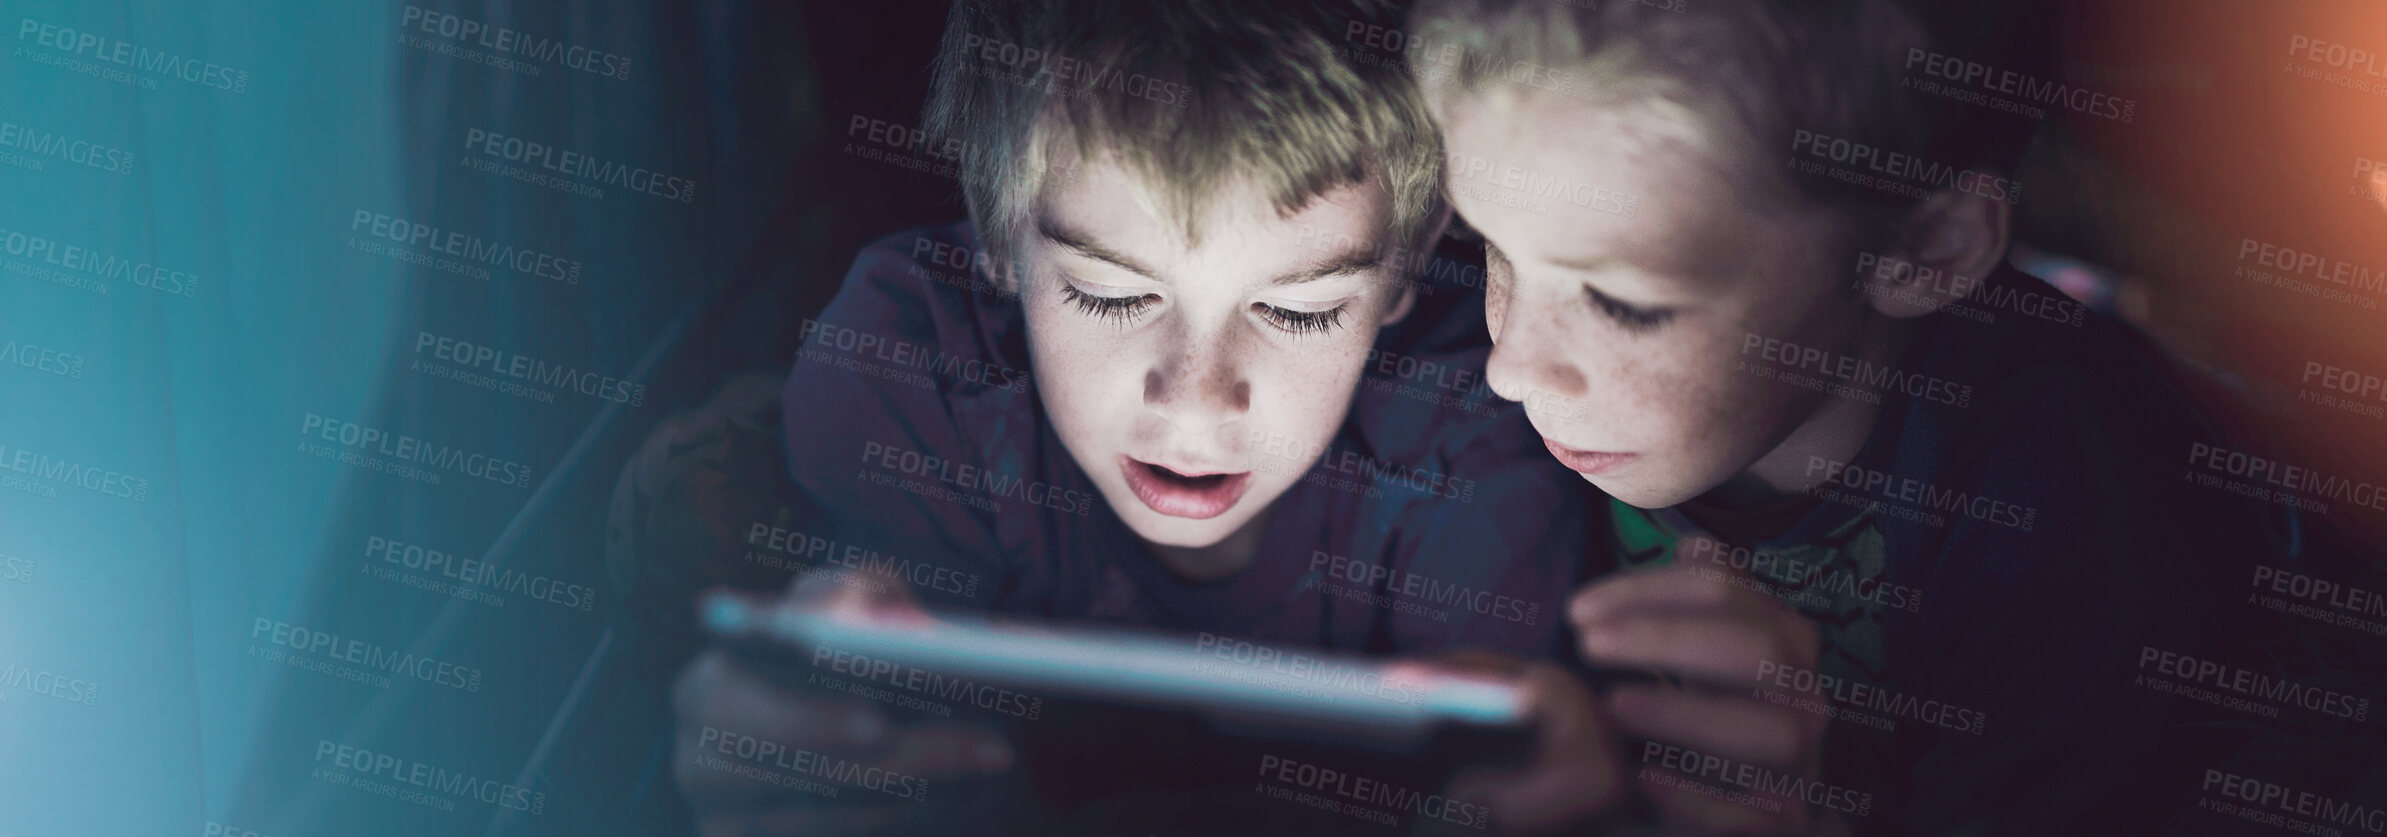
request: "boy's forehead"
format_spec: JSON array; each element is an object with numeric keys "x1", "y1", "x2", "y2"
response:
[
  {"x1": 1037, "y1": 146, "x2": 1396, "y2": 255},
  {"x1": 1447, "y1": 90, "x2": 1769, "y2": 288}
]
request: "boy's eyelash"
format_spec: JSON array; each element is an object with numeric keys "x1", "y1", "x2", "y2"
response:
[
  {"x1": 1060, "y1": 280, "x2": 1348, "y2": 337},
  {"x1": 1059, "y1": 281, "x2": 1157, "y2": 325},
  {"x1": 1584, "y1": 285, "x2": 1675, "y2": 331},
  {"x1": 1256, "y1": 303, "x2": 1347, "y2": 337}
]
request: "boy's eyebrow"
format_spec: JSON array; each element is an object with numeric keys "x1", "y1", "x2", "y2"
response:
[
  {"x1": 1037, "y1": 216, "x2": 1384, "y2": 285},
  {"x1": 1548, "y1": 255, "x2": 1621, "y2": 274},
  {"x1": 1038, "y1": 218, "x2": 1160, "y2": 278},
  {"x1": 1269, "y1": 251, "x2": 1384, "y2": 286}
]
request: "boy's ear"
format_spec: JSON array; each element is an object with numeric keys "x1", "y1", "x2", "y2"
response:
[
  {"x1": 1860, "y1": 187, "x2": 2011, "y2": 320},
  {"x1": 1381, "y1": 204, "x2": 1454, "y2": 327}
]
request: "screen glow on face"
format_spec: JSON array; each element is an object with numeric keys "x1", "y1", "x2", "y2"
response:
[
  {"x1": 1435, "y1": 88, "x2": 1870, "y2": 509},
  {"x1": 1019, "y1": 151, "x2": 1407, "y2": 549}
]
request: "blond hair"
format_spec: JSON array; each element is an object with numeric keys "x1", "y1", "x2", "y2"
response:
[
  {"x1": 1410, "y1": 0, "x2": 2053, "y2": 224},
  {"x1": 924, "y1": 0, "x2": 1444, "y2": 272}
]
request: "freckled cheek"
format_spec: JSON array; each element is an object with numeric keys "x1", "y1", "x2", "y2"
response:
[
  {"x1": 1023, "y1": 314, "x2": 1147, "y2": 440},
  {"x1": 1587, "y1": 341, "x2": 1720, "y2": 452},
  {"x1": 1251, "y1": 337, "x2": 1370, "y2": 440},
  {"x1": 1671, "y1": 340, "x2": 1775, "y2": 459}
]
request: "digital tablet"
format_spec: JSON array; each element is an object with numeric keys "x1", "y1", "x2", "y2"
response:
[{"x1": 701, "y1": 592, "x2": 1530, "y2": 744}]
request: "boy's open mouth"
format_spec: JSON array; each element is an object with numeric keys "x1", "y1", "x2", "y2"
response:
[{"x1": 1120, "y1": 457, "x2": 1253, "y2": 520}]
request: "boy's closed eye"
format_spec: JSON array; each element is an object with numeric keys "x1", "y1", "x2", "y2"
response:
[
  {"x1": 1484, "y1": 239, "x2": 1678, "y2": 333},
  {"x1": 1054, "y1": 278, "x2": 1351, "y2": 337},
  {"x1": 1582, "y1": 285, "x2": 1675, "y2": 332}
]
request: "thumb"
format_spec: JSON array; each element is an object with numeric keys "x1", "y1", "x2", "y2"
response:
[{"x1": 785, "y1": 564, "x2": 930, "y2": 623}]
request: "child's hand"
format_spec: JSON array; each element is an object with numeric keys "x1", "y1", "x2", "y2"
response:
[
  {"x1": 1570, "y1": 565, "x2": 1831, "y2": 835},
  {"x1": 1393, "y1": 652, "x2": 1627, "y2": 833},
  {"x1": 671, "y1": 575, "x2": 1013, "y2": 836}
]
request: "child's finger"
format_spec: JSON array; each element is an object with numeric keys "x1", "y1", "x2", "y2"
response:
[
  {"x1": 1569, "y1": 565, "x2": 1740, "y2": 627},
  {"x1": 1607, "y1": 685, "x2": 1808, "y2": 768},
  {"x1": 1448, "y1": 663, "x2": 1624, "y2": 830},
  {"x1": 878, "y1": 722, "x2": 1016, "y2": 777},
  {"x1": 1577, "y1": 612, "x2": 1790, "y2": 684}
]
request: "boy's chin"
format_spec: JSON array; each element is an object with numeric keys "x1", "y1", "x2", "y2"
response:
[
  {"x1": 1117, "y1": 509, "x2": 1248, "y2": 549},
  {"x1": 1109, "y1": 482, "x2": 1284, "y2": 552},
  {"x1": 1584, "y1": 472, "x2": 1704, "y2": 510}
]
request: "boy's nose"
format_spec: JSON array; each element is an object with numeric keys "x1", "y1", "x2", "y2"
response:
[
  {"x1": 1144, "y1": 332, "x2": 1252, "y2": 432},
  {"x1": 1483, "y1": 298, "x2": 1587, "y2": 408}
]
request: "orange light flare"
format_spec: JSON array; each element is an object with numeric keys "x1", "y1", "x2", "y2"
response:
[{"x1": 2020, "y1": 0, "x2": 2387, "y2": 552}]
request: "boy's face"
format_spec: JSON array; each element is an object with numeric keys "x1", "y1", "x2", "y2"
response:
[
  {"x1": 1017, "y1": 150, "x2": 1411, "y2": 548},
  {"x1": 1432, "y1": 88, "x2": 1870, "y2": 509}
]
